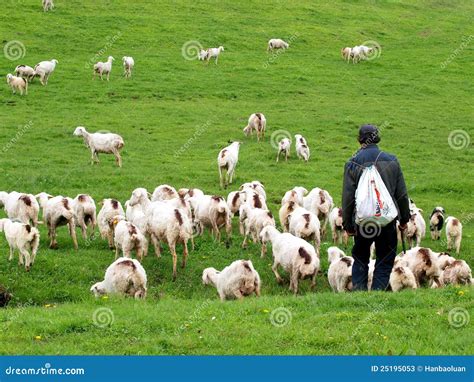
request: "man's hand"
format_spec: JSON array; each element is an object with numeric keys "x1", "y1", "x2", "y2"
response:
[
  {"x1": 398, "y1": 223, "x2": 407, "y2": 231},
  {"x1": 345, "y1": 229, "x2": 356, "y2": 237}
]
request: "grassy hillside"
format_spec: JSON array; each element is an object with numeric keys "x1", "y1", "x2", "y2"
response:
[{"x1": 0, "y1": 0, "x2": 472, "y2": 355}]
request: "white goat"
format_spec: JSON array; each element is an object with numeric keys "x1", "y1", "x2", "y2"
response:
[
  {"x1": 42, "y1": 0, "x2": 54, "y2": 11},
  {"x1": 341, "y1": 47, "x2": 351, "y2": 62},
  {"x1": 267, "y1": 39, "x2": 289, "y2": 51},
  {"x1": 122, "y1": 56, "x2": 134, "y2": 78},
  {"x1": 6, "y1": 74, "x2": 27, "y2": 95},
  {"x1": 389, "y1": 266, "x2": 418, "y2": 292},
  {"x1": 112, "y1": 215, "x2": 148, "y2": 261},
  {"x1": 177, "y1": 188, "x2": 204, "y2": 201},
  {"x1": 91, "y1": 257, "x2": 147, "y2": 299},
  {"x1": 442, "y1": 260, "x2": 472, "y2": 286},
  {"x1": 14, "y1": 65, "x2": 36, "y2": 82},
  {"x1": 239, "y1": 181, "x2": 266, "y2": 200},
  {"x1": 93, "y1": 56, "x2": 115, "y2": 81},
  {"x1": 294, "y1": 134, "x2": 310, "y2": 162},
  {"x1": 281, "y1": 186, "x2": 308, "y2": 207},
  {"x1": 192, "y1": 195, "x2": 232, "y2": 245},
  {"x1": 218, "y1": 141, "x2": 241, "y2": 188},
  {"x1": 34, "y1": 59, "x2": 58, "y2": 85},
  {"x1": 287, "y1": 206, "x2": 321, "y2": 253},
  {"x1": 329, "y1": 207, "x2": 348, "y2": 246},
  {"x1": 276, "y1": 138, "x2": 291, "y2": 162},
  {"x1": 239, "y1": 204, "x2": 275, "y2": 257},
  {"x1": 0, "y1": 192, "x2": 39, "y2": 226},
  {"x1": 260, "y1": 226, "x2": 319, "y2": 294},
  {"x1": 73, "y1": 126, "x2": 124, "y2": 167},
  {"x1": 36, "y1": 194, "x2": 78, "y2": 250},
  {"x1": 0, "y1": 219, "x2": 40, "y2": 271},
  {"x1": 146, "y1": 202, "x2": 192, "y2": 280},
  {"x1": 243, "y1": 113, "x2": 266, "y2": 142},
  {"x1": 303, "y1": 187, "x2": 333, "y2": 239},
  {"x1": 206, "y1": 46, "x2": 224, "y2": 64},
  {"x1": 327, "y1": 247, "x2": 353, "y2": 292},
  {"x1": 97, "y1": 198, "x2": 125, "y2": 248},
  {"x1": 202, "y1": 260, "x2": 261, "y2": 301},
  {"x1": 72, "y1": 194, "x2": 96, "y2": 239},
  {"x1": 397, "y1": 247, "x2": 442, "y2": 288},
  {"x1": 445, "y1": 216, "x2": 462, "y2": 254},
  {"x1": 151, "y1": 184, "x2": 178, "y2": 201}
]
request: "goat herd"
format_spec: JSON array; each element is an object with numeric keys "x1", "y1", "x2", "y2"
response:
[
  {"x1": 0, "y1": 181, "x2": 471, "y2": 302},
  {"x1": 1, "y1": 1, "x2": 471, "y2": 305}
]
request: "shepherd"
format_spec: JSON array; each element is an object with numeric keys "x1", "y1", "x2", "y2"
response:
[{"x1": 342, "y1": 124, "x2": 410, "y2": 291}]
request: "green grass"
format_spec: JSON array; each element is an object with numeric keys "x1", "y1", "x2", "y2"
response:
[{"x1": 0, "y1": 0, "x2": 473, "y2": 355}]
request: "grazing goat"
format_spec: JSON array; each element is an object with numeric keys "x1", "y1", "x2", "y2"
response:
[
  {"x1": 218, "y1": 141, "x2": 241, "y2": 188},
  {"x1": 287, "y1": 206, "x2": 321, "y2": 253},
  {"x1": 0, "y1": 219, "x2": 40, "y2": 271},
  {"x1": 6, "y1": 74, "x2": 27, "y2": 95},
  {"x1": 239, "y1": 181, "x2": 266, "y2": 200},
  {"x1": 206, "y1": 46, "x2": 224, "y2": 64},
  {"x1": 389, "y1": 266, "x2": 418, "y2": 292},
  {"x1": 122, "y1": 56, "x2": 134, "y2": 78},
  {"x1": 429, "y1": 206, "x2": 445, "y2": 240},
  {"x1": 91, "y1": 257, "x2": 147, "y2": 299},
  {"x1": 93, "y1": 56, "x2": 115, "y2": 81},
  {"x1": 276, "y1": 138, "x2": 291, "y2": 162},
  {"x1": 260, "y1": 226, "x2": 319, "y2": 294},
  {"x1": 34, "y1": 59, "x2": 58, "y2": 85},
  {"x1": 303, "y1": 187, "x2": 333, "y2": 239},
  {"x1": 73, "y1": 126, "x2": 124, "y2": 167},
  {"x1": 37, "y1": 194, "x2": 78, "y2": 250},
  {"x1": 267, "y1": 39, "x2": 289, "y2": 51},
  {"x1": 202, "y1": 260, "x2": 261, "y2": 301},
  {"x1": 0, "y1": 191, "x2": 39, "y2": 226},
  {"x1": 113, "y1": 215, "x2": 148, "y2": 262},
  {"x1": 239, "y1": 204, "x2": 275, "y2": 257},
  {"x1": 341, "y1": 47, "x2": 351, "y2": 62},
  {"x1": 151, "y1": 184, "x2": 178, "y2": 201},
  {"x1": 14, "y1": 65, "x2": 36, "y2": 82},
  {"x1": 281, "y1": 186, "x2": 308, "y2": 207},
  {"x1": 192, "y1": 195, "x2": 232, "y2": 246},
  {"x1": 42, "y1": 0, "x2": 54, "y2": 11},
  {"x1": 243, "y1": 113, "x2": 266, "y2": 142},
  {"x1": 445, "y1": 216, "x2": 462, "y2": 254},
  {"x1": 294, "y1": 134, "x2": 310, "y2": 162},
  {"x1": 442, "y1": 260, "x2": 472, "y2": 286},
  {"x1": 397, "y1": 247, "x2": 442, "y2": 288},
  {"x1": 329, "y1": 207, "x2": 348, "y2": 246},
  {"x1": 327, "y1": 247, "x2": 353, "y2": 292},
  {"x1": 146, "y1": 202, "x2": 192, "y2": 280},
  {"x1": 97, "y1": 198, "x2": 125, "y2": 249},
  {"x1": 73, "y1": 194, "x2": 96, "y2": 239}
]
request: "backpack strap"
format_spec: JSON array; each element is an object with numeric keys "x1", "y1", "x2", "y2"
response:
[{"x1": 374, "y1": 151, "x2": 383, "y2": 166}]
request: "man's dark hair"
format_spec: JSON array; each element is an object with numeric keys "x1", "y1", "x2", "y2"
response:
[{"x1": 358, "y1": 124, "x2": 380, "y2": 145}]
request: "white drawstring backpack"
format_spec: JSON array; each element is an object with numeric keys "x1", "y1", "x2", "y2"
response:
[{"x1": 354, "y1": 152, "x2": 398, "y2": 227}]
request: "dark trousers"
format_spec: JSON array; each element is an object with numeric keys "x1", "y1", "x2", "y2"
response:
[{"x1": 351, "y1": 221, "x2": 398, "y2": 291}]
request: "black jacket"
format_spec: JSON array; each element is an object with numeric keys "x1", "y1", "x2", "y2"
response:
[{"x1": 342, "y1": 144, "x2": 410, "y2": 232}]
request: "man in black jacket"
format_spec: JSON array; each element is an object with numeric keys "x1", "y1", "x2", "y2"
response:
[{"x1": 342, "y1": 125, "x2": 411, "y2": 291}]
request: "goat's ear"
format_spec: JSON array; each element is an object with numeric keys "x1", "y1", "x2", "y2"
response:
[{"x1": 227, "y1": 140, "x2": 233, "y2": 144}]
